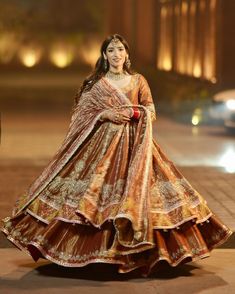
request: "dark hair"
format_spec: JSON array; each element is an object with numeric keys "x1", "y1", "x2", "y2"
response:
[{"x1": 73, "y1": 33, "x2": 136, "y2": 106}]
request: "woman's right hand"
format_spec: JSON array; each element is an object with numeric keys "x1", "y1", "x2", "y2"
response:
[{"x1": 100, "y1": 108, "x2": 132, "y2": 124}]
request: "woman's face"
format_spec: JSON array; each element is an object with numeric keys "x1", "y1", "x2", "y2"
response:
[{"x1": 103, "y1": 39, "x2": 128, "y2": 70}]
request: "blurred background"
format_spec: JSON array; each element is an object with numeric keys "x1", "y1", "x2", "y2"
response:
[
  {"x1": 0, "y1": 0, "x2": 235, "y2": 233},
  {"x1": 1, "y1": 0, "x2": 235, "y2": 116}
]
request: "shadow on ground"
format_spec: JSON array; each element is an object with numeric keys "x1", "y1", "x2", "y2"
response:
[{"x1": 0, "y1": 260, "x2": 228, "y2": 294}]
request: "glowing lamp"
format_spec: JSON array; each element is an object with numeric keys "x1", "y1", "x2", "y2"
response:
[
  {"x1": 50, "y1": 46, "x2": 74, "y2": 68},
  {"x1": 19, "y1": 47, "x2": 41, "y2": 67}
]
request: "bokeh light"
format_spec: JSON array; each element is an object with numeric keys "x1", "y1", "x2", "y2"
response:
[
  {"x1": 219, "y1": 148, "x2": 235, "y2": 173},
  {"x1": 18, "y1": 46, "x2": 42, "y2": 67},
  {"x1": 191, "y1": 108, "x2": 202, "y2": 126},
  {"x1": 49, "y1": 44, "x2": 74, "y2": 68},
  {"x1": 226, "y1": 99, "x2": 235, "y2": 110},
  {"x1": 80, "y1": 40, "x2": 100, "y2": 67}
]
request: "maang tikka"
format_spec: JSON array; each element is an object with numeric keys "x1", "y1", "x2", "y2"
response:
[
  {"x1": 112, "y1": 36, "x2": 131, "y2": 69},
  {"x1": 103, "y1": 36, "x2": 131, "y2": 70}
]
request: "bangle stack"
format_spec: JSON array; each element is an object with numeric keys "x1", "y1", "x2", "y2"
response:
[{"x1": 131, "y1": 107, "x2": 141, "y2": 119}]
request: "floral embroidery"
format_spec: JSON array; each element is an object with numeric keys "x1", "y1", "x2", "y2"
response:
[
  {"x1": 151, "y1": 178, "x2": 202, "y2": 213},
  {"x1": 38, "y1": 124, "x2": 124, "y2": 211}
]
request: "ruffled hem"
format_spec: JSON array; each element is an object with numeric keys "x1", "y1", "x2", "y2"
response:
[{"x1": 0, "y1": 210, "x2": 233, "y2": 277}]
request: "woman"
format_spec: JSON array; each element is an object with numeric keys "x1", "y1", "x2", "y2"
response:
[{"x1": 0, "y1": 34, "x2": 232, "y2": 277}]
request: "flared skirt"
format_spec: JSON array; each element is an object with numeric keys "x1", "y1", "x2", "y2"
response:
[{"x1": 1, "y1": 120, "x2": 233, "y2": 276}]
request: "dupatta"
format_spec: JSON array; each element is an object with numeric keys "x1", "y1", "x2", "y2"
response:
[{"x1": 11, "y1": 76, "x2": 154, "y2": 247}]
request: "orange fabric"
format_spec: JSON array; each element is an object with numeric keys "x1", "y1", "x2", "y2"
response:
[{"x1": 0, "y1": 73, "x2": 232, "y2": 276}]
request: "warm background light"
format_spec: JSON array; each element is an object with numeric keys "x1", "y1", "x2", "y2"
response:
[
  {"x1": 80, "y1": 41, "x2": 100, "y2": 67},
  {"x1": 193, "y1": 61, "x2": 202, "y2": 78},
  {"x1": 18, "y1": 47, "x2": 42, "y2": 67},
  {"x1": 162, "y1": 57, "x2": 172, "y2": 71},
  {"x1": 0, "y1": 33, "x2": 18, "y2": 64},
  {"x1": 157, "y1": 4, "x2": 173, "y2": 71},
  {"x1": 157, "y1": 0, "x2": 217, "y2": 82},
  {"x1": 49, "y1": 44, "x2": 75, "y2": 68}
]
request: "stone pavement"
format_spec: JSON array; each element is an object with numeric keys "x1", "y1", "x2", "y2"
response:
[{"x1": 0, "y1": 248, "x2": 234, "y2": 294}]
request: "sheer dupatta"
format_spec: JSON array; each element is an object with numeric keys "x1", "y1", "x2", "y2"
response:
[{"x1": 11, "y1": 76, "x2": 154, "y2": 247}]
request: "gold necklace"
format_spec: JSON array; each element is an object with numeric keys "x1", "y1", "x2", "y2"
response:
[{"x1": 106, "y1": 70, "x2": 127, "y2": 81}]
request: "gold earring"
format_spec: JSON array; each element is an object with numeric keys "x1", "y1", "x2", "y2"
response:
[
  {"x1": 104, "y1": 58, "x2": 108, "y2": 70},
  {"x1": 125, "y1": 56, "x2": 131, "y2": 68}
]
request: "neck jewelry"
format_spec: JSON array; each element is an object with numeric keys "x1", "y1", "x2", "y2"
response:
[{"x1": 106, "y1": 70, "x2": 127, "y2": 81}]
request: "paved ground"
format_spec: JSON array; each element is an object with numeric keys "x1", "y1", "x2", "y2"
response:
[
  {"x1": 0, "y1": 248, "x2": 234, "y2": 294},
  {"x1": 0, "y1": 111, "x2": 235, "y2": 293}
]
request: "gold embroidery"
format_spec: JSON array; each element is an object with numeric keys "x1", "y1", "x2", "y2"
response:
[{"x1": 0, "y1": 71, "x2": 232, "y2": 275}]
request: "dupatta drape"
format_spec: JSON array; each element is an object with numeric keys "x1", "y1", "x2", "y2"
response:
[{"x1": 10, "y1": 76, "x2": 155, "y2": 248}]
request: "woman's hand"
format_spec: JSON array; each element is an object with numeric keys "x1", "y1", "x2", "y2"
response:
[{"x1": 100, "y1": 108, "x2": 133, "y2": 124}]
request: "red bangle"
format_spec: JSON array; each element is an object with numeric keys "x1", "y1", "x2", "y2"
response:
[{"x1": 132, "y1": 107, "x2": 140, "y2": 119}]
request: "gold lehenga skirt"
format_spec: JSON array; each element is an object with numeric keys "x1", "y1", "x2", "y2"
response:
[{"x1": 0, "y1": 120, "x2": 233, "y2": 277}]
